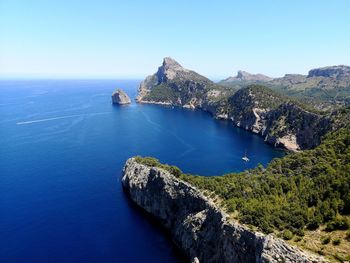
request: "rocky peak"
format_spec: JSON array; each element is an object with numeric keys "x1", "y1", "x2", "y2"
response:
[
  {"x1": 308, "y1": 65, "x2": 350, "y2": 78},
  {"x1": 223, "y1": 71, "x2": 272, "y2": 82},
  {"x1": 162, "y1": 57, "x2": 183, "y2": 69},
  {"x1": 137, "y1": 57, "x2": 212, "y2": 103},
  {"x1": 157, "y1": 57, "x2": 188, "y2": 82}
]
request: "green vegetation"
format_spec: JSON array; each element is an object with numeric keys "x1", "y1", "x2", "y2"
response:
[
  {"x1": 220, "y1": 72, "x2": 350, "y2": 108},
  {"x1": 325, "y1": 216, "x2": 350, "y2": 232},
  {"x1": 332, "y1": 238, "x2": 341, "y2": 246},
  {"x1": 144, "y1": 84, "x2": 180, "y2": 103},
  {"x1": 321, "y1": 236, "x2": 331, "y2": 245},
  {"x1": 282, "y1": 230, "x2": 294, "y2": 240},
  {"x1": 346, "y1": 230, "x2": 350, "y2": 241},
  {"x1": 182, "y1": 125, "x2": 350, "y2": 235},
  {"x1": 135, "y1": 125, "x2": 350, "y2": 237},
  {"x1": 134, "y1": 156, "x2": 182, "y2": 178},
  {"x1": 232, "y1": 84, "x2": 326, "y2": 114},
  {"x1": 134, "y1": 125, "x2": 350, "y2": 261}
]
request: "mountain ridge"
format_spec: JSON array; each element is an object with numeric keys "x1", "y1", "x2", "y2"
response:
[{"x1": 136, "y1": 57, "x2": 350, "y2": 151}]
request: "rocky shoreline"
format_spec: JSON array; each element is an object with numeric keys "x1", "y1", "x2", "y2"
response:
[
  {"x1": 122, "y1": 158, "x2": 325, "y2": 263},
  {"x1": 135, "y1": 57, "x2": 349, "y2": 152}
]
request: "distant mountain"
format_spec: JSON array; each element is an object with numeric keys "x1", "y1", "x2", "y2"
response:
[
  {"x1": 221, "y1": 70, "x2": 272, "y2": 83},
  {"x1": 219, "y1": 65, "x2": 350, "y2": 108},
  {"x1": 308, "y1": 65, "x2": 350, "y2": 78},
  {"x1": 136, "y1": 58, "x2": 350, "y2": 151}
]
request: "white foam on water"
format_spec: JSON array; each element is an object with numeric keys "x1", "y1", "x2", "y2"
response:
[{"x1": 16, "y1": 112, "x2": 110, "y2": 125}]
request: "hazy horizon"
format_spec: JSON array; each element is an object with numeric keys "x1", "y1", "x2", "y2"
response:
[{"x1": 1, "y1": 0, "x2": 350, "y2": 79}]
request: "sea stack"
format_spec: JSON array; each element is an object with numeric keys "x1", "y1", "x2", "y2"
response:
[{"x1": 111, "y1": 89, "x2": 131, "y2": 105}]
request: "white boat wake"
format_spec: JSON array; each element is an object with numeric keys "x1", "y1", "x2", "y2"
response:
[{"x1": 16, "y1": 112, "x2": 110, "y2": 125}]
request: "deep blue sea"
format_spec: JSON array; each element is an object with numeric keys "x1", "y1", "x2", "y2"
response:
[{"x1": 0, "y1": 80, "x2": 284, "y2": 263}]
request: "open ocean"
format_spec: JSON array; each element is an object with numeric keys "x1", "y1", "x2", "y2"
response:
[{"x1": 0, "y1": 79, "x2": 284, "y2": 262}]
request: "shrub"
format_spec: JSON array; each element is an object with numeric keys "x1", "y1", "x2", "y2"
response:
[
  {"x1": 345, "y1": 230, "x2": 350, "y2": 241},
  {"x1": 332, "y1": 238, "x2": 341, "y2": 246},
  {"x1": 166, "y1": 165, "x2": 182, "y2": 177},
  {"x1": 307, "y1": 217, "x2": 321, "y2": 230},
  {"x1": 326, "y1": 216, "x2": 350, "y2": 232},
  {"x1": 321, "y1": 236, "x2": 331, "y2": 245},
  {"x1": 135, "y1": 156, "x2": 160, "y2": 166},
  {"x1": 134, "y1": 156, "x2": 183, "y2": 177},
  {"x1": 282, "y1": 230, "x2": 293, "y2": 240},
  {"x1": 294, "y1": 236, "x2": 302, "y2": 242}
]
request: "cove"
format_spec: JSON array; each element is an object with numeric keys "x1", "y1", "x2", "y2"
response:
[{"x1": 0, "y1": 80, "x2": 283, "y2": 263}]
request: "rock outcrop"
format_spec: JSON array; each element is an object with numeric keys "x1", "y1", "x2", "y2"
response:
[
  {"x1": 122, "y1": 158, "x2": 325, "y2": 263},
  {"x1": 136, "y1": 57, "x2": 231, "y2": 109},
  {"x1": 308, "y1": 65, "x2": 350, "y2": 79},
  {"x1": 218, "y1": 86, "x2": 338, "y2": 151},
  {"x1": 222, "y1": 70, "x2": 272, "y2": 83},
  {"x1": 112, "y1": 89, "x2": 131, "y2": 105},
  {"x1": 136, "y1": 58, "x2": 350, "y2": 151},
  {"x1": 219, "y1": 65, "x2": 350, "y2": 107}
]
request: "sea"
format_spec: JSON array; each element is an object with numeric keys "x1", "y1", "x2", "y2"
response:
[{"x1": 0, "y1": 79, "x2": 284, "y2": 262}]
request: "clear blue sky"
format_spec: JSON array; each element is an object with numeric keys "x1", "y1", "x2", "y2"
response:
[{"x1": 1, "y1": 0, "x2": 349, "y2": 79}]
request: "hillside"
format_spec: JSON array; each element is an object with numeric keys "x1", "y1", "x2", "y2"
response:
[
  {"x1": 136, "y1": 58, "x2": 349, "y2": 151},
  {"x1": 133, "y1": 125, "x2": 350, "y2": 261},
  {"x1": 220, "y1": 65, "x2": 350, "y2": 109},
  {"x1": 137, "y1": 57, "x2": 233, "y2": 109}
]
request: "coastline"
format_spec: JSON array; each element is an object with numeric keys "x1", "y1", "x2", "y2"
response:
[
  {"x1": 122, "y1": 157, "x2": 325, "y2": 263},
  {"x1": 136, "y1": 98, "x2": 296, "y2": 152}
]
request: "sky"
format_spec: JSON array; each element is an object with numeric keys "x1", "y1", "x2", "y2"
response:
[{"x1": 0, "y1": 0, "x2": 350, "y2": 79}]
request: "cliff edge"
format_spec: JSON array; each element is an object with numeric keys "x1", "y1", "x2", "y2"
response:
[
  {"x1": 136, "y1": 58, "x2": 350, "y2": 151},
  {"x1": 122, "y1": 158, "x2": 325, "y2": 263}
]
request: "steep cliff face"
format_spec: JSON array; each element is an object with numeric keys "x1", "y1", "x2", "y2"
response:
[
  {"x1": 308, "y1": 65, "x2": 350, "y2": 79},
  {"x1": 136, "y1": 58, "x2": 349, "y2": 151},
  {"x1": 136, "y1": 57, "x2": 231, "y2": 109},
  {"x1": 263, "y1": 103, "x2": 332, "y2": 150},
  {"x1": 222, "y1": 86, "x2": 347, "y2": 151},
  {"x1": 122, "y1": 158, "x2": 324, "y2": 263}
]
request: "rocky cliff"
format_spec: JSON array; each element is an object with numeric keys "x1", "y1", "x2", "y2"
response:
[
  {"x1": 219, "y1": 65, "x2": 350, "y2": 107},
  {"x1": 221, "y1": 70, "x2": 272, "y2": 83},
  {"x1": 137, "y1": 57, "x2": 232, "y2": 109},
  {"x1": 122, "y1": 158, "x2": 325, "y2": 263},
  {"x1": 136, "y1": 58, "x2": 350, "y2": 151},
  {"x1": 219, "y1": 86, "x2": 341, "y2": 151},
  {"x1": 307, "y1": 65, "x2": 350, "y2": 79},
  {"x1": 112, "y1": 88, "x2": 131, "y2": 105}
]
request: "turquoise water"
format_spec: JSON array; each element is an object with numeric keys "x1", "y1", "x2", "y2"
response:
[{"x1": 0, "y1": 80, "x2": 283, "y2": 262}]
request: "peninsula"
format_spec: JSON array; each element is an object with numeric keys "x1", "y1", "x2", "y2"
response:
[{"x1": 122, "y1": 58, "x2": 350, "y2": 262}]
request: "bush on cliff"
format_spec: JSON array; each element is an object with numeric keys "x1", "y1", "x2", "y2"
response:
[
  {"x1": 134, "y1": 125, "x2": 350, "y2": 238},
  {"x1": 181, "y1": 125, "x2": 350, "y2": 235},
  {"x1": 134, "y1": 156, "x2": 182, "y2": 178}
]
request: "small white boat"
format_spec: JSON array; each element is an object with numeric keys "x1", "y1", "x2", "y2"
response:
[{"x1": 242, "y1": 151, "x2": 249, "y2": 162}]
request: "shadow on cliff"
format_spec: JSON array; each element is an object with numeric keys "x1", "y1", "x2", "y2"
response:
[{"x1": 121, "y1": 185, "x2": 188, "y2": 262}]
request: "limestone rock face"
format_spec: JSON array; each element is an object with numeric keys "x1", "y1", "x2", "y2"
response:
[
  {"x1": 136, "y1": 57, "x2": 229, "y2": 108},
  {"x1": 122, "y1": 158, "x2": 325, "y2": 263},
  {"x1": 136, "y1": 58, "x2": 350, "y2": 151},
  {"x1": 112, "y1": 89, "x2": 131, "y2": 105},
  {"x1": 308, "y1": 65, "x2": 350, "y2": 79},
  {"x1": 222, "y1": 70, "x2": 272, "y2": 83}
]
